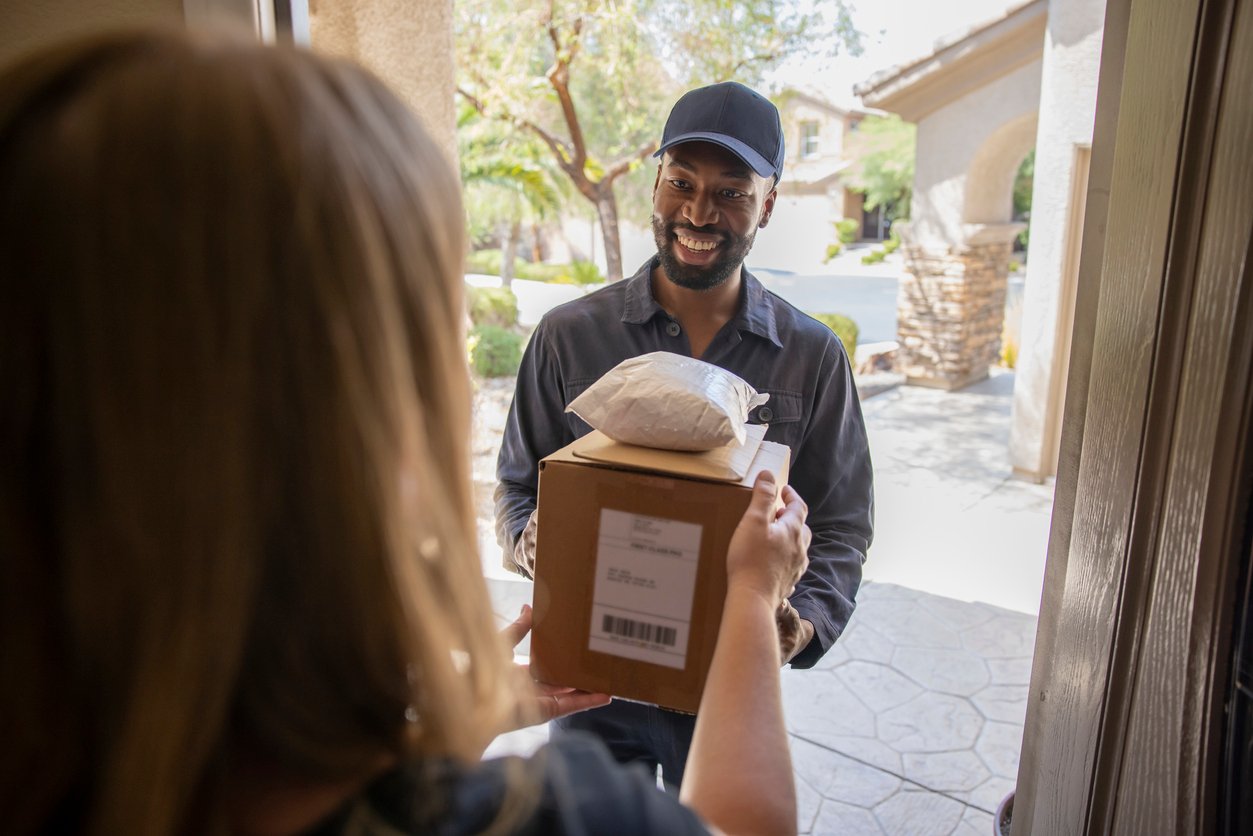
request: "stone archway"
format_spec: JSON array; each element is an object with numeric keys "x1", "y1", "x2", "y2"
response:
[
  {"x1": 964, "y1": 112, "x2": 1038, "y2": 226},
  {"x1": 890, "y1": 108, "x2": 1037, "y2": 389}
]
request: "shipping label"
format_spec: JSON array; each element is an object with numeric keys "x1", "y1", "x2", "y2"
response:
[{"x1": 588, "y1": 508, "x2": 702, "y2": 669}]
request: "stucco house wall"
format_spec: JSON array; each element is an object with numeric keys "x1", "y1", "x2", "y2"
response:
[
  {"x1": 307, "y1": 0, "x2": 455, "y2": 163},
  {"x1": 746, "y1": 91, "x2": 866, "y2": 273},
  {"x1": 909, "y1": 57, "x2": 1042, "y2": 248},
  {"x1": 1009, "y1": 0, "x2": 1107, "y2": 479}
]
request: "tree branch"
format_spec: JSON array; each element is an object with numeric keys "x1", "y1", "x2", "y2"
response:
[
  {"x1": 603, "y1": 140, "x2": 660, "y2": 183},
  {"x1": 455, "y1": 85, "x2": 590, "y2": 188},
  {"x1": 544, "y1": 2, "x2": 589, "y2": 175}
]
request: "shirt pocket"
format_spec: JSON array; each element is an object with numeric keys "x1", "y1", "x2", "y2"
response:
[{"x1": 749, "y1": 390, "x2": 805, "y2": 447}]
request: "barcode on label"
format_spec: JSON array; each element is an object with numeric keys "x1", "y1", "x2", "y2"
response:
[{"x1": 602, "y1": 614, "x2": 677, "y2": 647}]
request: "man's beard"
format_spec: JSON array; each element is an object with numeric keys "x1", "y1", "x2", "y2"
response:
[{"x1": 651, "y1": 216, "x2": 757, "y2": 291}]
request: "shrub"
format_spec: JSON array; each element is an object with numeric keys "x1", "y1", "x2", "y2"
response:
[
  {"x1": 861, "y1": 248, "x2": 886, "y2": 265},
  {"x1": 809, "y1": 312, "x2": 859, "y2": 361},
  {"x1": 466, "y1": 286, "x2": 518, "y2": 328},
  {"x1": 823, "y1": 242, "x2": 843, "y2": 263},
  {"x1": 566, "y1": 260, "x2": 605, "y2": 285},
  {"x1": 1001, "y1": 339, "x2": 1018, "y2": 369},
  {"x1": 515, "y1": 261, "x2": 566, "y2": 282},
  {"x1": 882, "y1": 227, "x2": 901, "y2": 254},
  {"x1": 466, "y1": 248, "x2": 506, "y2": 275},
  {"x1": 469, "y1": 324, "x2": 523, "y2": 377},
  {"x1": 550, "y1": 260, "x2": 605, "y2": 285},
  {"x1": 1001, "y1": 294, "x2": 1023, "y2": 370},
  {"x1": 835, "y1": 218, "x2": 859, "y2": 244}
]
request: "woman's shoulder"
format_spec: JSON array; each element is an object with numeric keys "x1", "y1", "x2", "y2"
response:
[{"x1": 314, "y1": 732, "x2": 711, "y2": 835}]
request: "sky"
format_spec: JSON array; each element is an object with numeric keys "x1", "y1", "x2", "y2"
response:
[{"x1": 767, "y1": 0, "x2": 1023, "y2": 108}]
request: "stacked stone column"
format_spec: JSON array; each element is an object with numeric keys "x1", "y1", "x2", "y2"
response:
[{"x1": 895, "y1": 223, "x2": 1023, "y2": 390}]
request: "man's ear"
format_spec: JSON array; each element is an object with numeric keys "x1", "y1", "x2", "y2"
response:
[
  {"x1": 758, "y1": 186, "x2": 778, "y2": 228},
  {"x1": 653, "y1": 164, "x2": 662, "y2": 194}
]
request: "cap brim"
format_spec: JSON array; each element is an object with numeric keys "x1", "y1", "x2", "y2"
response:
[{"x1": 653, "y1": 131, "x2": 777, "y2": 180}]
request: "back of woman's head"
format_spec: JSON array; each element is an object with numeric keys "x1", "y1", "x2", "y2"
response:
[{"x1": 0, "y1": 29, "x2": 518, "y2": 835}]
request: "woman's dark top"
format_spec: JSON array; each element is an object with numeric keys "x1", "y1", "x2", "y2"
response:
[{"x1": 310, "y1": 733, "x2": 712, "y2": 835}]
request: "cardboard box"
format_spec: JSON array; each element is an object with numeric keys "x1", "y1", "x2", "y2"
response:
[{"x1": 529, "y1": 426, "x2": 790, "y2": 713}]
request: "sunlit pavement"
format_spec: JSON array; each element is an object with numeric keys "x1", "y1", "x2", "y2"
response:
[{"x1": 478, "y1": 367, "x2": 1050, "y2": 835}]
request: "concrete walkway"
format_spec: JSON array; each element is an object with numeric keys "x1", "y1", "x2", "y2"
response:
[{"x1": 477, "y1": 368, "x2": 1053, "y2": 835}]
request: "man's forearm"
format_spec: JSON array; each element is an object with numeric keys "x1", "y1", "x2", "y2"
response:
[{"x1": 493, "y1": 480, "x2": 538, "y2": 577}]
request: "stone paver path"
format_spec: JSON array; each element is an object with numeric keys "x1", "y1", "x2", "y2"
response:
[{"x1": 788, "y1": 581, "x2": 1034, "y2": 835}]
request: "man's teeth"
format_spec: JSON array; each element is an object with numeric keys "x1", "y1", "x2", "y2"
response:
[{"x1": 677, "y1": 235, "x2": 718, "y2": 252}]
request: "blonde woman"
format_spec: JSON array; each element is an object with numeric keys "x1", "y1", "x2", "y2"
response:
[{"x1": 0, "y1": 30, "x2": 810, "y2": 836}]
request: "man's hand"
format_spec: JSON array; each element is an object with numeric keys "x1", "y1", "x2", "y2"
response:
[
  {"x1": 507, "y1": 511, "x2": 539, "y2": 579},
  {"x1": 776, "y1": 599, "x2": 815, "y2": 664},
  {"x1": 500, "y1": 604, "x2": 610, "y2": 725}
]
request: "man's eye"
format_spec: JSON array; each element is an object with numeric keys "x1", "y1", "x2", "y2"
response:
[
  {"x1": 721, "y1": 190, "x2": 745, "y2": 200},
  {"x1": 669, "y1": 179, "x2": 691, "y2": 190}
]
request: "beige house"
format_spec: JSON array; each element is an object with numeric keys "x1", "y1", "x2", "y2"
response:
[
  {"x1": 746, "y1": 92, "x2": 887, "y2": 274},
  {"x1": 857, "y1": 0, "x2": 1103, "y2": 482}
]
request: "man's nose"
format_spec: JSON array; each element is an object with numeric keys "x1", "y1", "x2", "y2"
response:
[{"x1": 682, "y1": 190, "x2": 718, "y2": 227}]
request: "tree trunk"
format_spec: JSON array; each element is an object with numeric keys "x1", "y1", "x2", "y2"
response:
[
  {"x1": 501, "y1": 219, "x2": 520, "y2": 289},
  {"x1": 531, "y1": 222, "x2": 544, "y2": 263},
  {"x1": 593, "y1": 187, "x2": 624, "y2": 282}
]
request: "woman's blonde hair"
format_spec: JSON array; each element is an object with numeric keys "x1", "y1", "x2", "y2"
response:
[{"x1": 0, "y1": 29, "x2": 524, "y2": 835}]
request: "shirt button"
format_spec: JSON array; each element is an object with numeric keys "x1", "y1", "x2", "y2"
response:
[
  {"x1": 758, "y1": 406, "x2": 774, "y2": 423},
  {"x1": 665, "y1": 321, "x2": 681, "y2": 337}
]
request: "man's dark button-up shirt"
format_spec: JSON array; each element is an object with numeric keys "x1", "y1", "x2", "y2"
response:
[{"x1": 494, "y1": 258, "x2": 874, "y2": 668}]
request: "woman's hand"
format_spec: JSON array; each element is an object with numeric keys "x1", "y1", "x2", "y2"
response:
[
  {"x1": 725, "y1": 471, "x2": 811, "y2": 606},
  {"x1": 501, "y1": 604, "x2": 611, "y2": 724}
]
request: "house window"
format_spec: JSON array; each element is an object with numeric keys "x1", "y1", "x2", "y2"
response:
[{"x1": 800, "y1": 121, "x2": 820, "y2": 158}]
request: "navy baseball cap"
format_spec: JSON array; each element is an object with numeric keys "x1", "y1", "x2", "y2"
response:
[{"x1": 654, "y1": 81, "x2": 785, "y2": 182}]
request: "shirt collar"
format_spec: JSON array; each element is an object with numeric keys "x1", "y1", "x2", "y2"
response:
[{"x1": 620, "y1": 257, "x2": 783, "y2": 349}]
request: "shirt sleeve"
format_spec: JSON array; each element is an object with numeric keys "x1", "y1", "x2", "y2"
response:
[
  {"x1": 493, "y1": 320, "x2": 573, "y2": 570},
  {"x1": 787, "y1": 336, "x2": 875, "y2": 669}
]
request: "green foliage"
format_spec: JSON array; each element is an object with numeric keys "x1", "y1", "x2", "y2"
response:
[
  {"x1": 835, "y1": 218, "x2": 860, "y2": 244},
  {"x1": 809, "y1": 313, "x2": 859, "y2": 361},
  {"x1": 823, "y1": 242, "x2": 843, "y2": 263},
  {"x1": 466, "y1": 248, "x2": 507, "y2": 275},
  {"x1": 1013, "y1": 149, "x2": 1035, "y2": 219},
  {"x1": 1001, "y1": 294, "x2": 1023, "y2": 369},
  {"x1": 1012, "y1": 149, "x2": 1034, "y2": 255},
  {"x1": 1009, "y1": 259, "x2": 1022, "y2": 273},
  {"x1": 882, "y1": 227, "x2": 901, "y2": 254},
  {"x1": 466, "y1": 286, "x2": 519, "y2": 328},
  {"x1": 845, "y1": 114, "x2": 916, "y2": 218},
  {"x1": 458, "y1": 106, "x2": 569, "y2": 244},
  {"x1": 649, "y1": 0, "x2": 864, "y2": 85},
  {"x1": 551, "y1": 260, "x2": 605, "y2": 285},
  {"x1": 515, "y1": 262, "x2": 566, "y2": 282},
  {"x1": 466, "y1": 250, "x2": 604, "y2": 285},
  {"x1": 1001, "y1": 340, "x2": 1018, "y2": 369},
  {"x1": 469, "y1": 324, "x2": 524, "y2": 377},
  {"x1": 861, "y1": 249, "x2": 886, "y2": 265}
]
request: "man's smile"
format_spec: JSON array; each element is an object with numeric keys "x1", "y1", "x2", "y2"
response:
[{"x1": 675, "y1": 233, "x2": 720, "y2": 252}]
